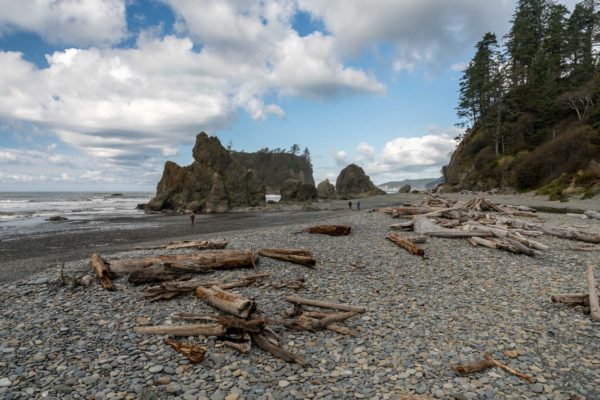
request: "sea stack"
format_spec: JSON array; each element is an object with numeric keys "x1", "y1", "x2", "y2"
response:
[
  {"x1": 147, "y1": 133, "x2": 265, "y2": 212},
  {"x1": 335, "y1": 164, "x2": 386, "y2": 199}
]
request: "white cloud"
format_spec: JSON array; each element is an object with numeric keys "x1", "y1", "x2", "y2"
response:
[
  {"x1": 334, "y1": 150, "x2": 348, "y2": 167},
  {"x1": 356, "y1": 142, "x2": 375, "y2": 160},
  {"x1": 0, "y1": 0, "x2": 127, "y2": 47}
]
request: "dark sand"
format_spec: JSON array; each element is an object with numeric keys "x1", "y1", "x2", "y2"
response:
[{"x1": 2, "y1": 192, "x2": 597, "y2": 283}]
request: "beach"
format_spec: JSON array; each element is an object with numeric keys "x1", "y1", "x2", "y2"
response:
[{"x1": 1, "y1": 193, "x2": 600, "y2": 399}]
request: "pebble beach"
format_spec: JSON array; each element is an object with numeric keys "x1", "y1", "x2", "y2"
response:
[{"x1": 1, "y1": 202, "x2": 600, "y2": 400}]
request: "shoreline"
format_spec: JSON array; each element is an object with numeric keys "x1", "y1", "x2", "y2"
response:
[{"x1": 1, "y1": 192, "x2": 599, "y2": 283}]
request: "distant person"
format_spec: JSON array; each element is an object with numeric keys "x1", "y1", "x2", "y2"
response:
[
  {"x1": 190, "y1": 211, "x2": 196, "y2": 225},
  {"x1": 357, "y1": 201, "x2": 360, "y2": 210},
  {"x1": 348, "y1": 201, "x2": 353, "y2": 210}
]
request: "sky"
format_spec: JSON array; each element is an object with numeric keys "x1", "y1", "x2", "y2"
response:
[{"x1": 0, "y1": 0, "x2": 580, "y2": 191}]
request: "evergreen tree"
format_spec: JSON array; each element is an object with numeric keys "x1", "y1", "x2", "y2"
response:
[
  {"x1": 567, "y1": 0, "x2": 599, "y2": 84},
  {"x1": 289, "y1": 144, "x2": 300, "y2": 155},
  {"x1": 302, "y1": 147, "x2": 311, "y2": 162},
  {"x1": 544, "y1": 3, "x2": 569, "y2": 82}
]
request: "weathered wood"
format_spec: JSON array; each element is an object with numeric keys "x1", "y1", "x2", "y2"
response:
[
  {"x1": 258, "y1": 248, "x2": 316, "y2": 267},
  {"x1": 133, "y1": 324, "x2": 226, "y2": 336},
  {"x1": 128, "y1": 264, "x2": 194, "y2": 285},
  {"x1": 250, "y1": 333, "x2": 307, "y2": 366},
  {"x1": 196, "y1": 286, "x2": 256, "y2": 319},
  {"x1": 89, "y1": 253, "x2": 114, "y2": 291},
  {"x1": 584, "y1": 210, "x2": 600, "y2": 221},
  {"x1": 214, "y1": 316, "x2": 266, "y2": 333},
  {"x1": 284, "y1": 295, "x2": 366, "y2": 313},
  {"x1": 143, "y1": 273, "x2": 271, "y2": 301},
  {"x1": 386, "y1": 232, "x2": 424, "y2": 257},
  {"x1": 223, "y1": 333, "x2": 251, "y2": 353},
  {"x1": 165, "y1": 338, "x2": 207, "y2": 363},
  {"x1": 106, "y1": 250, "x2": 259, "y2": 278},
  {"x1": 413, "y1": 216, "x2": 493, "y2": 238},
  {"x1": 587, "y1": 265, "x2": 600, "y2": 321},
  {"x1": 317, "y1": 311, "x2": 358, "y2": 328},
  {"x1": 468, "y1": 236, "x2": 498, "y2": 249},
  {"x1": 454, "y1": 354, "x2": 534, "y2": 382},
  {"x1": 551, "y1": 293, "x2": 591, "y2": 305},
  {"x1": 166, "y1": 239, "x2": 229, "y2": 250},
  {"x1": 307, "y1": 225, "x2": 351, "y2": 236},
  {"x1": 390, "y1": 220, "x2": 414, "y2": 230}
]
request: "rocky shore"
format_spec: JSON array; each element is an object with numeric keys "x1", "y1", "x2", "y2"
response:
[{"x1": 1, "y1": 202, "x2": 600, "y2": 399}]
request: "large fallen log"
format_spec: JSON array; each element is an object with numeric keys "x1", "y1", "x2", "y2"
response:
[
  {"x1": 103, "y1": 250, "x2": 259, "y2": 278},
  {"x1": 413, "y1": 216, "x2": 494, "y2": 238},
  {"x1": 128, "y1": 265, "x2": 194, "y2": 285},
  {"x1": 284, "y1": 295, "x2": 366, "y2": 313},
  {"x1": 551, "y1": 293, "x2": 592, "y2": 305},
  {"x1": 386, "y1": 232, "x2": 424, "y2": 257},
  {"x1": 133, "y1": 323, "x2": 226, "y2": 336},
  {"x1": 307, "y1": 225, "x2": 351, "y2": 236},
  {"x1": 587, "y1": 265, "x2": 600, "y2": 321},
  {"x1": 89, "y1": 253, "x2": 114, "y2": 291},
  {"x1": 196, "y1": 286, "x2": 256, "y2": 319},
  {"x1": 258, "y1": 248, "x2": 316, "y2": 267}
]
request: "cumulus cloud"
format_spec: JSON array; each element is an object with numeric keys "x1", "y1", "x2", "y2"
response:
[
  {"x1": 0, "y1": 0, "x2": 127, "y2": 47},
  {"x1": 356, "y1": 142, "x2": 375, "y2": 161},
  {"x1": 334, "y1": 150, "x2": 348, "y2": 167}
]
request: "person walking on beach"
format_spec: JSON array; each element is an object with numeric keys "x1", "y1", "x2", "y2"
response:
[
  {"x1": 357, "y1": 201, "x2": 360, "y2": 211},
  {"x1": 190, "y1": 211, "x2": 196, "y2": 225},
  {"x1": 348, "y1": 201, "x2": 353, "y2": 210}
]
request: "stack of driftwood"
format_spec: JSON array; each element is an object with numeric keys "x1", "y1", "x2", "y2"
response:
[
  {"x1": 552, "y1": 265, "x2": 600, "y2": 322},
  {"x1": 378, "y1": 196, "x2": 600, "y2": 257},
  {"x1": 88, "y1": 225, "x2": 362, "y2": 365}
]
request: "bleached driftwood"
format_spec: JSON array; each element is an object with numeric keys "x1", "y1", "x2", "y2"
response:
[
  {"x1": 584, "y1": 210, "x2": 600, "y2": 221},
  {"x1": 258, "y1": 248, "x2": 316, "y2": 267},
  {"x1": 284, "y1": 295, "x2": 366, "y2": 313},
  {"x1": 413, "y1": 216, "x2": 493, "y2": 238},
  {"x1": 386, "y1": 232, "x2": 424, "y2": 256},
  {"x1": 587, "y1": 265, "x2": 600, "y2": 321},
  {"x1": 196, "y1": 286, "x2": 256, "y2": 319}
]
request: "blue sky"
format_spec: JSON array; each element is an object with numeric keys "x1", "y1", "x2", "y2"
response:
[{"x1": 0, "y1": 0, "x2": 579, "y2": 191}]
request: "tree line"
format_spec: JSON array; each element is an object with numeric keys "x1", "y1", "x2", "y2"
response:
[{"x1": 457, "y1": 0, "x2": 600, "y2": 155}]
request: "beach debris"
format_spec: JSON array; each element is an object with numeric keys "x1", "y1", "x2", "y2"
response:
[
  {"x1": 271, "y1": 276, "x2": 305, "y2": 290},
  {"x1": 134, "y1": 323, "x2": 226, "y2": 336},
  {"x1": 586, "y1": 265, "x2": 600, "y2": 321},
  {"x1": 306, "y1": 225, "x2": 351, "y2": 236},
  {"x1": 80, "y1": 275, "x2": 94, "y2": 287},
  {"x1": 550, "y1": 265, "x2": 600, "y2": 321},
  {"x1": 567, "y1": 243, "x2": 599, "y2": 252},
  {"x1": 283, "y1": 295, "x2": 366, "y2": 313},
  {"x1": 164, "y1": 338, "x2": 207, "y2": 363},
  {"x1": 88, "y1": 250, "x2": 258, "y2": 286},
  {"x1": 386, "y1": 232, "x2": 425, "y2": 257},
  {"x1": 258, "y1": 248, "x2": 316, "y2": 267},
  {"x1": 584, "y1": 210, "x2": 600, "y2": 220},
  {"x1": 142, "y1": 273, "x2": 270, "y2": 301},
  {"x1": 196, "y1": 286, "x2": 256, "y2": 318},
  {"x1": 89, "y1": 253, "x2": 114, "y2": 291},
  {"x1": 454, "y1": 353, "x2": 534, "y2": 382},
  {"x1": 134, "y1": 239, "x2": 228, "y2": 251}
]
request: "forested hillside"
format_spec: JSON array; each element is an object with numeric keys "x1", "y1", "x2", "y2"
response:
[{"x1": 446, "y1": 0, "x2": 600, "y2": 199}]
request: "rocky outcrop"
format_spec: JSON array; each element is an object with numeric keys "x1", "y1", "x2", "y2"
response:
[
  {"x1": 147, "y1": 133, "x2": 265, "y2": 212},
  {"x1": 280, "y1": 179, "x2": 318, "y2": 202},
  {"x1": 232, "y1": 151, "x2": 314, "y2": 193},
  {"x1": 335, "y1": 164, "x2": 386, "y2": 199},
  {"x1": 317, "y1": 179, "x2": 337, "y2": 199},
  {"x1": 398, "y1": 184, "x2": 411, "y2": 193}
]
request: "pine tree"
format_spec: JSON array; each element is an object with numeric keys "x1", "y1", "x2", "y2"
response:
[
  {"x1": 289, "y1": 144, "x2": 300, "y2": 155},
  {"x1": 302, "y1": 147, "x2": 311, "y2": 162}
]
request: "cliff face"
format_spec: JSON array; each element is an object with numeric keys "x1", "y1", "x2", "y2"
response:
[
  {"x1": 147, "y1": 133, "x2": 265, "y2": 212},
  {"x1": 232, "y1": 151, "x2": 314, "y2": 193}
]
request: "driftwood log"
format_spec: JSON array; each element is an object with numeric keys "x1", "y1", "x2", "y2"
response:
[
  {"x1": 89, "y1": 253, "x2": 114, "y2": 291},
  {"x1": 133, "y1": 323, "x2": 226, "y2": 336},
  {"x1": 584, "y1": 210, "x2": 600, "y2": 221},
  {"x1": 166, "y1": 239, "x2": 228, "y2": 250},
  {"x1": 103, "y1": 250, "x2": 259, "y2": 278},
  {"x1": 196, "y1": 286, "x2": 256, "y2": 319},
  {"x1": 386, "y1": 232, "x2": 424, "y2": 257},
  {"x1": 142, "y1": 273, "x2": 270, "y2": 301},
  {"x1": 164, "y1": 338, "x2": 207, "y2": 363},
  {"x1": 413, "y1": 217, "x2": 493, "y2": 238},
  {"x1": 587, "y1": 265, "x2": 600, "y2": 321},
  {"x1": 454, "y1": 354, "x2": 534, "y2": 382},
  {"x1": 307, "y1": 225, "x2": 351, "y2": 236},
  {"x1": 250, "y1": 333, "x2": 307, "y2": 366},
  {"x1": 551, "y1": 293, "x2": 592, "y2": 305},
  {"x1": 284, "y1": 295, "x2": 366, "y2": 313},
  {"x1": 258, "y1": 248, "x2": 316, "y2": 267}
]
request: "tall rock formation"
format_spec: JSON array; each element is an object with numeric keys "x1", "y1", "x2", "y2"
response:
[
  {"x1": 280, "y1": 179, "x2": 318, "y2": 202},
  {"x1": 232, "y1": 151, "x2": 314, "y2": 193},
  {"x1": 335, "y1": 164, "x2": 386, "y2": 199},
  {"x1": 147, "y1": 133, "x2": 265, "y2": 212},
  {"x1": 317, "y1": 179, "x2": 337, "y2": 199}
]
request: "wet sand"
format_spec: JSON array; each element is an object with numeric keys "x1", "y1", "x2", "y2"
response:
[{"x1": 1, "y1": 192, "x2": 598, "y2": 283}]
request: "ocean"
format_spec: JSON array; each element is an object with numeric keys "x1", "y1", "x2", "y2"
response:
[{"x1": 0, "y1": 192, "x2": 153, "y2": 240}]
